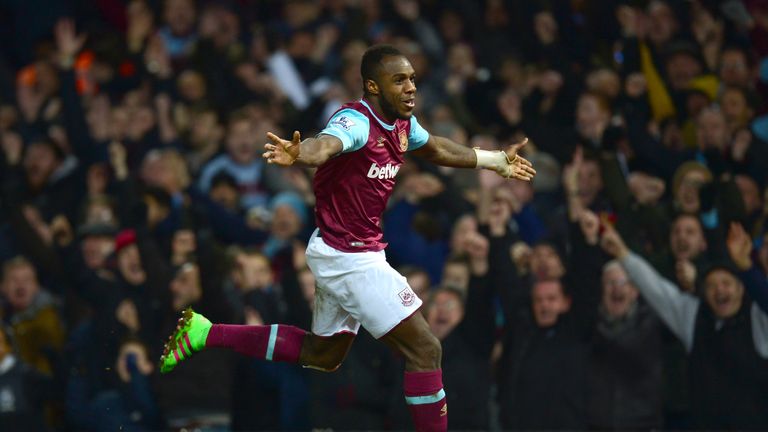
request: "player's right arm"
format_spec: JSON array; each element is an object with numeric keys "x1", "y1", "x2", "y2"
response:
[
  {"x1": 264, "y1": 109, "x2": 369, "y2": 168},
  {"x1": 264, "y1": 131, "x2": 343, "y2": 167}
]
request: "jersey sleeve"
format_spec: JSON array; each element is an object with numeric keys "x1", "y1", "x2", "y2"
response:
[
  {"x1": 318, "y1": 109, "x2": 370, "y2": 153},
  {"x1": 407, "y1": 115, "x2": 430, "y2": 151}
]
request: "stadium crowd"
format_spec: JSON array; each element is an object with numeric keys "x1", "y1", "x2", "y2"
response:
[{"x1": 1, "y1": 0, "x2": 768, "y2": 430}]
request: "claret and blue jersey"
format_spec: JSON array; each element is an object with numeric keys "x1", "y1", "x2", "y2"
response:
[
  {"x1": 312, "y1": 99, "x2": 430, "y2": 253},
  {"x1": 321, "y1": 99, "x2": 429, "y2": 154}
]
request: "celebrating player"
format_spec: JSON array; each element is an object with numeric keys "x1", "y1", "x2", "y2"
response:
[{"x1": 159, "y1": 44, "x2": 535, "y2": 432}]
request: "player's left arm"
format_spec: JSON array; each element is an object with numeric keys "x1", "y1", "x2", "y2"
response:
[{"x1": 412, "y1": 134, "x2": 536, "y2": 181}]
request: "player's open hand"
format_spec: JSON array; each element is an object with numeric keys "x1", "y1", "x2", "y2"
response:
[
  {"x1": 264, "y1": 131, "x2": 301, "y2": 166},
  {"x1": 502, "y1": 138, "x2": 536, "y2": 181}
]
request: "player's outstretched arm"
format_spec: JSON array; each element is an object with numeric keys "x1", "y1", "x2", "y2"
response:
[
  {"x1": 412, "y1": 135, "x2": 536, "y2": 181},
  {"x1": 263, "y1": 131, "x2": 343, "y2": 168}
]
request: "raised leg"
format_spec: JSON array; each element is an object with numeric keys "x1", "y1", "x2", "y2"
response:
[{"x1": 159, "y1": 308, "x2": 356, "y2": 374}]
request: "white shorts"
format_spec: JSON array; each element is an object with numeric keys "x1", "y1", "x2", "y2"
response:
[{"x1": 305, "y1": 229, "x2": 422, "y2": 339}]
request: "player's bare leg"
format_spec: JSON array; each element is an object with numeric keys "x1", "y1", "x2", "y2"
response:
[
  {"x1": 299, "y1": 332, "x2": 356, "y2": 371},
  {"x1": 381, "y1": 312, "x2": 447, "y2": 432}
]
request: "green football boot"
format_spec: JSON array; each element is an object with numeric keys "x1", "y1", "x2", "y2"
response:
[{"x1": 159, "y1": 307, "x2": 212, "y2": 373}]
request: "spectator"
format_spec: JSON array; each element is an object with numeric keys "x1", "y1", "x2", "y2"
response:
[
  {"x1": 497, "y1": 278, "x2": 589, "y2": 430},
  {"x1": 398, "y1": 265, "x2": 431, "y2": 300},
  {"x1": 198, "y1": 110, "x2": 294, "y2": 211},
  {"x1": 728, "y1": 223, "x2": 768, "y2": 315},
  {"x1": 159, "y1": 0, "x2": 198, "y2": 62},
  {"x1": 69, "y1": 337, "x2": 163, "y2": 431},
  {"x1": 424, "y1": 231, "x2": 495, "y2": 430},
  {"x1": 263, "y1": 191, "x2": 309, "y2": 259},
  {"x1": 601, "y1": 225, "x2": 768, "y2": 430},
  {"x1": 653, "y1": 214, "x2": 711, "y2": 293},
  {"x1": 0, "y1": 256, "x2": 64, "y2": 375},
  {"x1": 182, "y1": 108, "x2": 223, "y2": 176},
  {"x1": 224, "y1": 248, "x2": 312, "y2": 431},
  {"x1": 155, "y1": 258, "x2": 234, "y2": 431},
  {"x1": 0, "y1": 1, "x2": 767, "y2": 429},
  {"x1": 587, "y1": 260, "x2": 664, "y2": 430},
  {"x1": 0, "y1": 324, "x2": 53, "y2": 431},
  {"x1": 75, "y1": 223, "x2": 116, "y2": 271}
]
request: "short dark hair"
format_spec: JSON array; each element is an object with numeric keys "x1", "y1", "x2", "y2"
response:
[
  {"x1": 361, "y1": 44, "x2": 404, "y2": 90},
  {"x1": 398, "y1": 265, "x2": 429, "y2": 279},
  {"x1": 227, "y1": 107, "x2": 252, "y2": 127},
  {"x1": 673, "y1": 212, "x2": 703, "y2": 230},
  {"x1": 720, "y1": 43, "x2": 756, "y2": 68},
  {"x1": 532, "y1": 277, "x2": 571, "y2": 298},
  {"x1": 28, "y1": 137, "x2": 65, "y2": 161},
  {"x1": 2, "y1": 256, "x2": 34, "y2": 282},
  {"x1": 210, "y1": 170, "x2": 238, "y2": 190},
  {"x1": 426, "y1": 285, "x2": 466, "y2": 310}
]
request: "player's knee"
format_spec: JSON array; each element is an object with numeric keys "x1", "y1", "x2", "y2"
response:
[
  {"x1": 301, "y1": 336, "x2": 349, "y2": 371},
  {"x1": 411, "y1": 332, "x2": 442, "y2": 370}
]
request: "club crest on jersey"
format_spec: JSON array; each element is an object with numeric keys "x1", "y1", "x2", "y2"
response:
[
  {"x1": 331, "y1": 115, "x2": 354, "y2": 130},
  {"x1": 398, "y1": 130, "x2": 408, "y2": 152},
  {"x1": 367, "y1": 163, "x2": 400, "y2": 180},
  {"x1": 398, "y1": 287, "x2": 416, "y2": 306}
]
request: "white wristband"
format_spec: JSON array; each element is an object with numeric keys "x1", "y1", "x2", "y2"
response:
[{"x1": 473, "y1": 148, "x2": 509, "y2": 170}]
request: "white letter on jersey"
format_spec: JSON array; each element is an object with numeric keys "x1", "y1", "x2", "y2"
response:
[{"x1": 367, "y1": 163, "x2": 400, "y2": 180}]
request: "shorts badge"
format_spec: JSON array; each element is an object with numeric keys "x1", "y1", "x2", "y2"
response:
[{"x1": 398, "y1": 287, "x2": 416, "y2": 306}]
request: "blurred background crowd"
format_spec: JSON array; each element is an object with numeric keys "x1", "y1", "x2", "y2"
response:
[{"x1": 1, "y1": 0, "x2": 768, "y2": 430}]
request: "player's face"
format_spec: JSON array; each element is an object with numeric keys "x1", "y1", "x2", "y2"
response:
[{"x1": 375, "y1": 56, "x2": 417, "y2": 120}]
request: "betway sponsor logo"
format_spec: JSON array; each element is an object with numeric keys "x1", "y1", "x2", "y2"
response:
[{"x1": 366, "y1": 163, "x2": 400, "y2": 179}]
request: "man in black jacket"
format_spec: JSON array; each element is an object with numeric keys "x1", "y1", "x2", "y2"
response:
[{"x1": 497, "y1": 278, "x2": 589, "y2": 430}]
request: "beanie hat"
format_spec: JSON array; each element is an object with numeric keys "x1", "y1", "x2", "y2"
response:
[
  {"x1": 114, "y1": 229, "x2": 137, "y2": 254},
  {"x1": 269, "y1": 192, "x2": 308, "y2": 226}
]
